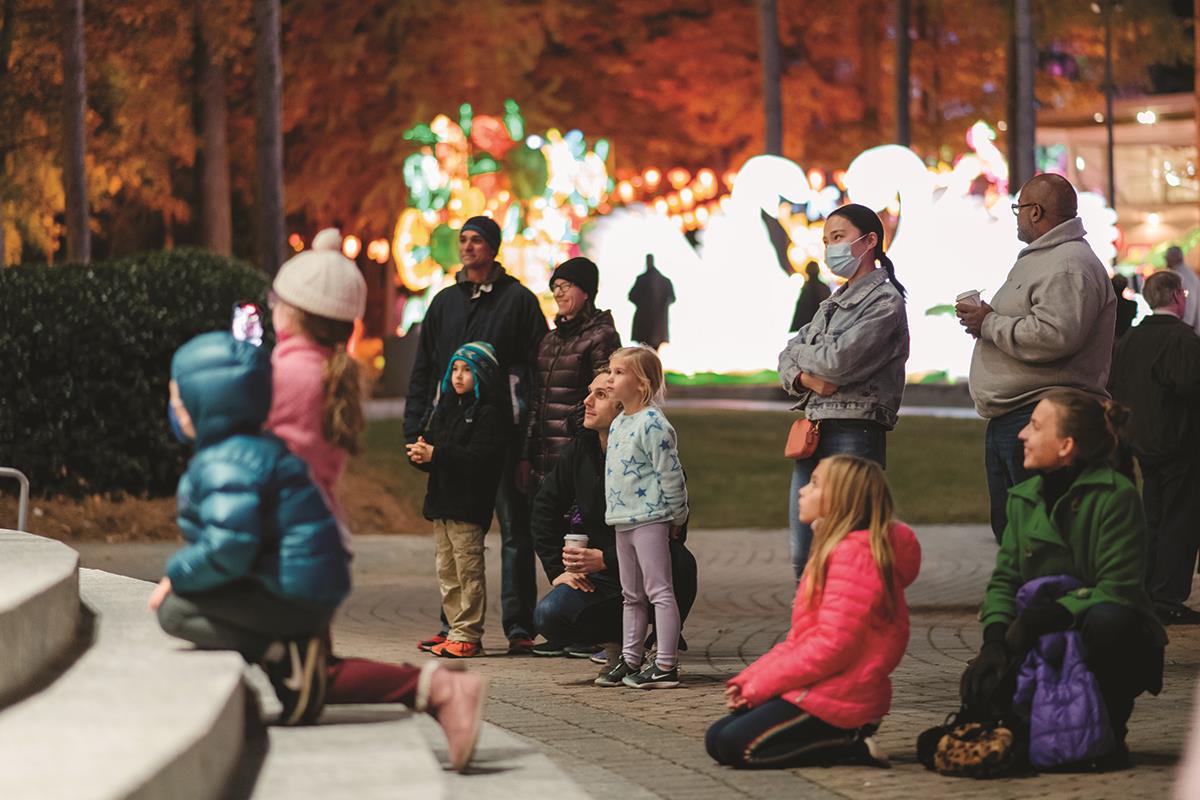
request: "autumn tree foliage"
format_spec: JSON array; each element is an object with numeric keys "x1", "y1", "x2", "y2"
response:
[{"x1": 0, "y1": 0, "x2": 1190, "y2": 264}]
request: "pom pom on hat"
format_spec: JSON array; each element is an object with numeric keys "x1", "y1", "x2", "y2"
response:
[{"x1": 273, "y1": 228, "x2": 367, "y2": 322}]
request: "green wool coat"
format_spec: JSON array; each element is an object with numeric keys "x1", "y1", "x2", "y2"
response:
[{"x1": 980, "y1": 465, "x2": 1167, "y2": 647}]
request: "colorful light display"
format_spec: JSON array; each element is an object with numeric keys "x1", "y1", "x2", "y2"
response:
[{"x1": 391, "y1": 100, "x2": 612, "y2": 314}]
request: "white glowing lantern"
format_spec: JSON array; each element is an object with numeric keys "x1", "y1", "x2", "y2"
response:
[{"x1": 342, "y1": 235, "x2": 362, "y2": 260}]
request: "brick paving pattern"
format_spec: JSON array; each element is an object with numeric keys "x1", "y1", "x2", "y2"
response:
[{"x1": 325, "y1": 526, "x2": 1200, "y2": 800}]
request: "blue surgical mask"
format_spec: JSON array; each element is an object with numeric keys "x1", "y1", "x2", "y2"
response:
[
  {"x1": 824, "y1": 233, "x2": 870, "y2": 278},
  {"x1": 167, "y1": 400, "x2": 193, "y2": 445}
]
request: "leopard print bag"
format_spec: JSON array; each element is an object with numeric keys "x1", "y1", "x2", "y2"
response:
[{"x1": 917, "y1": 717, "x2": 1027, "y2": 778}]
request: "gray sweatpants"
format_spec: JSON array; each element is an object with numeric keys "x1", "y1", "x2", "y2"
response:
[
  {"x1": 617, "y1": 522, "x2": 680, "y2": 669},
  {"x1": 157, "y1": 579, "x2": 333, "y2": 662}
]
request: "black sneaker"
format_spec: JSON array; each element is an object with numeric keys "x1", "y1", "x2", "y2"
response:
[
  {"x1": 564, "y1": 643, "x2": 599, "y2": 658},
  {"x1": 622, "y1": 661, "x2": 680, "y2": 689},
  {"x1": 265, "y1": 636, "x2": 328, "y2": 726},
  {"x1": 1156, "y1": 604, "x2": 1200, "y2": 625},
  {"x1": 594, "y1": 658, "x2": 639, "y2": 687},
  {"x1": 532, "y1": 640, "x2": 568, "y2": 656}
]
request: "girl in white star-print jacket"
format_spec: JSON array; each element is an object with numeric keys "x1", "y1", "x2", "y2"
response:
[{"x1": 600, "y1": 346, "x2": 689, "y2": 689}]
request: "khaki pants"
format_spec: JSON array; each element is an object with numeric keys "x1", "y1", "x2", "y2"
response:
[{"x1": 434, "y1": 519, "x2": 487, "y2": 643}]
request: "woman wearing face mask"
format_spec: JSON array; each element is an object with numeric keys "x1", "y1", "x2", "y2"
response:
[{"x1": 777, "y1": 203, "x2": 910, "y2": 582}]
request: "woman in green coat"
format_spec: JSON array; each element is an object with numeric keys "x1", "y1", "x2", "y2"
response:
[{"x1": 962, "y1": 389, "x2": 1166, "y2": 757}]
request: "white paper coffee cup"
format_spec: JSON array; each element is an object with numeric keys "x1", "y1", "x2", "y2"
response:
[
  {"x1": 956, "y1": 289, "x2": 981, "y2": 307},
  {"x1": 563, "y1": 534, "x2": 589, "y2": 550}
]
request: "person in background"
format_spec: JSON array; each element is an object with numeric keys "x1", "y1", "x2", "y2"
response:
[
  {"x1": 957, "y1": 174, "x2": 1115, "y2": 544},
  {"x1": 523, "y1": 256, "x2": 621, "y2": 491},
  {"x1": 404, "y1": 215, "x2": 548, "y2": 655},
  {"x1": 790, "y1": 261, "x2": 832, "y2": 333},
  {"x1": 1111, "y1": 273, "x2": 1137, "y2": 341},
  {"x1": 706, "y1": 456, "x2": 920, "y2": 770},
  {"x1": 629, "y1": 254, "x2": 676, "y2": 350},
  {"x1": 777, "y1": 203, "x2": 910, "y2": 581},
  {"x1": 961, "y1": 391, "x2": 1165, "y2": 766},
  {"x1": 1166, "y1": 245, "x2": 1200, "y2": 337},
  {"x1": 1109, "y1": 270, "x2": 1200, "y2": 625}
]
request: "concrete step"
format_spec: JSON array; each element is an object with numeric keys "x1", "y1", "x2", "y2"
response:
[
  {"x1": 236, "y1": 667, "x2": 588, "y2": 799},
  {"x1": 0, "y1": 569, "x2": 245, "y2": 800},
  {"x1": 0, "y1": 530, "x2": 81, "y2": 706}
]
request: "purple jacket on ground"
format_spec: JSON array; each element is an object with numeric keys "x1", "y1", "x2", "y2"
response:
[{"x1": 1011, "y1": 574, "x2": 1114, "y2": 769}]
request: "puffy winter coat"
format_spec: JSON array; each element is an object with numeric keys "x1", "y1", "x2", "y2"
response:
[
  {"x1": 167, "y1": 332, "x2": 351, "y2": 611},
  {"x1": 415, "y1": 393, "x2": 507, "y2": 531},
  {"x1": 729, "y1": 522, "x2": 921, "y2": 728},
  {"x1": 525, "y1": 308, "x2": 621, "y2": 480}
]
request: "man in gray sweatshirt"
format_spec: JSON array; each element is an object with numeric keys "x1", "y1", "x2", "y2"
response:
[{"x1": 956, "y1": 174, "x2": 1115, "y2": 543}]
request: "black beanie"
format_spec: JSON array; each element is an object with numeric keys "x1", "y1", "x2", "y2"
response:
[
  {"x1": 461, "y1": 215, "x2": 502, "y2": 254},
  {"x1": 551, "y1": 256, "x2": 599, "y2": 300}
]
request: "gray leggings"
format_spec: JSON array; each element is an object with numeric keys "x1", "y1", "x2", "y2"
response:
[
  {"x1": 617, "y1": 522, "x2": 680, "y2": 669},
  {"x1": 157, "y1": 580, "x2": 333, "y2": 662}
]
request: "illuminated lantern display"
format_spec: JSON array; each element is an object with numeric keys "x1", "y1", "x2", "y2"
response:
[{"x1": 390, "y1": 100, "x2": 612, "y2": 299}]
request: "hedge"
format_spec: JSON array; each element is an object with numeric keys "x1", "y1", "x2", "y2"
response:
[{"x1": 0, "y1": 249, "x2": 270, "y2": 497}]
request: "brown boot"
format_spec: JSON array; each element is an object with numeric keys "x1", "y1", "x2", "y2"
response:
[{"x1": 416, "y1": 661, "x2": 489, "y2": 772}]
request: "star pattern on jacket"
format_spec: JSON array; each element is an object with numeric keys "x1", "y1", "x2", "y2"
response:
[
  {"x1": 621, "y1": 455, "x2": 648, "y2": 478},
  {"x1": 644, "y1": 415, "x2": 664, "y2": 433},
  {"x1": 635, "y1": 487, "x2": 648, "y2": 498},
  {"x1": 608, "y1": 486, "x2": 627, "y2": 509}
]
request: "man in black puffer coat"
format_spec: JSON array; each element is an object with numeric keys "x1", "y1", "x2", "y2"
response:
[
  {"x1": 404, "y1": 216, "x2": 548, "y2": 654},
  {"x1": 532, "y1": 373, "x2": 697, "y2": 663},
  {"x1": 524, "y1": 257, "x2": 621, "y2": 486}
]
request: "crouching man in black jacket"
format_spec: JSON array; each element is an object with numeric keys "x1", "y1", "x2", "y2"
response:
[{"x1": 531, "y1": 372, "x2": 697, "y2": 669}]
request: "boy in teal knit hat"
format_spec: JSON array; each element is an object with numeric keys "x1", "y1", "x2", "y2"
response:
[{"x1": 407, "y1": 341, "x2": 506, "y2": 657}]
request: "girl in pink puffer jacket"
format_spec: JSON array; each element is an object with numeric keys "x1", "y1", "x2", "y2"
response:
[{"x1": 706, "y1": 455, "x2": 921, "y2": 769}]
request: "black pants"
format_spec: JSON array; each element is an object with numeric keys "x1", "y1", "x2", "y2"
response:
[
  {"x1": 1142, "y1": 456, "x2": 1200, "y2": 608},
  {"x1": 495, "y1": 438, "x2": 536, "y2": 640},
  {"x1": 1078, "y1": 603, "x2": 1164, "y2": 741},
  {"x1": 157, "y1": 580, "x2": 333, "y2": 662},
  {"x1": 706, "y1": 699, "x2": 861, "y2": 769}
]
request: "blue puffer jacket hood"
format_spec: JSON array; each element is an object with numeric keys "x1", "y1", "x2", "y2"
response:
[{"x1": 172, "y1": 331, "x2": 272, "y2": 448}]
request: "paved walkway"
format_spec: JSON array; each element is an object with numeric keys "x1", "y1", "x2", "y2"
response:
[{"x1": 78, "y1": 526, "x2": 1200, "y2": 799}]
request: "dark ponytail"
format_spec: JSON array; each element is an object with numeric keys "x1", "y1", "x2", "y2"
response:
[
  {"x1": 1044, "y1": 390, "x2": 1132, "y2": 476},
  {"x1": 828, "y1": 203, "x2": 906, "y2": 298}
]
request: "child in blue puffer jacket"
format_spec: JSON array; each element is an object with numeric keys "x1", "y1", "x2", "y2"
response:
[{"x1": 149, "y1": 331, "x2": 351, "y2": 726}]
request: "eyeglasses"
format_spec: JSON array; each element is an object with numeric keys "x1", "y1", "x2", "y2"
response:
[
  {"x1": 550, "y1": 280, "x2": 575, "y2": 295},
  {"x1": 1010, "y1": 202, "x2": 1041, "y2": 217}
]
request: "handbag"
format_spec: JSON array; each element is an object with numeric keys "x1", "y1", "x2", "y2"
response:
[
  {"x1": 917, "y1": 716, "x2": 1026, "y2": 779},
  {"x1": 784, "y1": 418, "x2": 820, "y2": 459}
]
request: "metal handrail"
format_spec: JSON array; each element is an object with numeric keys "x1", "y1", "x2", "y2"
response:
[{"x1": 0, "y1": 467, "x2": 30, "y2": 531}]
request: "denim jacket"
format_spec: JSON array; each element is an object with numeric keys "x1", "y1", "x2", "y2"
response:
[{"x1": 777, "y1": 269, "x2": 909, "y2": 429}]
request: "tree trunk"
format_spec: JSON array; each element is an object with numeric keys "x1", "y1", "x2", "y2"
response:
[
  {"x1": 757, "y1": 0, "x2": 782, "y2": 155},
  {"x1": 254, "y1": 0, "x2": 285, "y2": 275},
  {"x1": 860, "y1": 0, "x2": 881, "y2": 140},
  {"x1": 1194, "y1": 0, "x2": 1199, "y2": 221},
  {"x1": 1010, "y1": 0, "x2": 1036, "y2": 190},
  {"x1": 895, "y1": 0, "x2": 911, "y2": 146},
  {"x1": 0, "y1": 0, "x2": 11, "y2": 265},
  {"x1": 196, "y1": 5, "x2": 232, "y2": 255},
  {"x1": 62, "y1": 0, "x2": 90, "y2": 263}
]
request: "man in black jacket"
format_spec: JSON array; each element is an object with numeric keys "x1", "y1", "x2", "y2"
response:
[
  {"x1": 1110, "y1": 270, "x2": 1200, "y2": 625},
  {"x1": 405, "y1": 216, "x2": 548, "y2": 653},
  {"x1": 531, "y1": 373, "x2": 697, "y2": 667}
]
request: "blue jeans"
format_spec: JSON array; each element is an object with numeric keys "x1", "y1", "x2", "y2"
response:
[
  {"x1": 789, "y1": 420, "x2": 887, "y2": 581},
  {"x1": 533, "y1": 580, "x2": 623, "y2": 645},
  {"x1": 984, "y1": 405, "x2": 1035, "y2": 544},
  {"x1": 706, "y1": 699, "x2": 860, "y2": 769}
]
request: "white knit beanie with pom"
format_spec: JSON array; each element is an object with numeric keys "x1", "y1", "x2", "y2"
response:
[{"x1": 272, "y1": 228, "x2": 367, "y2": 322}]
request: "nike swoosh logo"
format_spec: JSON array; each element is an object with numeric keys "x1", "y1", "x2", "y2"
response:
[{"x1": 283, "y1": 644, "x2": 304, "y2": 691}]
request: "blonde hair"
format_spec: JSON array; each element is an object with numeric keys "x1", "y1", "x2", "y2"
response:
[
  {"x1": 293, "y1": 308, "x2": 365, "y2": 455},
  {"x1": 608, "y1": 345, "x2": 664, "y2": 407},
  {"x1": 801, "y1": 455, "x2": 898, "y2": 616}
]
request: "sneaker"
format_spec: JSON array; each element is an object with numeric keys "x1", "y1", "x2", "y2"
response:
[
  {"x1": 592, "y1": 642, "x2": 621, "y2": 666},
  {"x1": 1156, "y1": 604, "x2": 1200, "y2": 625},
  {"x1": 507, "y1": 637, "x2": 536, "y2": 655},
  {"x1": 850, "y1": 735, "x2": 892, "y2": 768},
  {"x1": 589, "y1": 649, "x2": 608, "y2": 665},
  {"x1": 418, "y1": 632, "x2": 448, "y2": 652},
  {"x1": 594, "y1": 658, "x2": 639, "y2": 687},
  {"x1": 531, "y1": 640, "x2": 568, "y2": 657},
  {"x1": 565, "y1": 643, "x2": 599, "y2": 658},
  {"x1": 622, "y1": 661, "x2": 680, "y2": 689},
  {"x1": 436, "y1": 640, "x2": 484, "y2": 659},
  {"x1": 265, "y1": 635, "x2": 328, "y2": 725}
]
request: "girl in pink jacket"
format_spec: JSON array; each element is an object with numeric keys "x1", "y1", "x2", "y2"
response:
[
  {"x1": 268, "y1": 230, "x2": 488, "y2": 772},
  {"x1": 706, "y1": 455, "x2": 921, "y2": 769}
]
